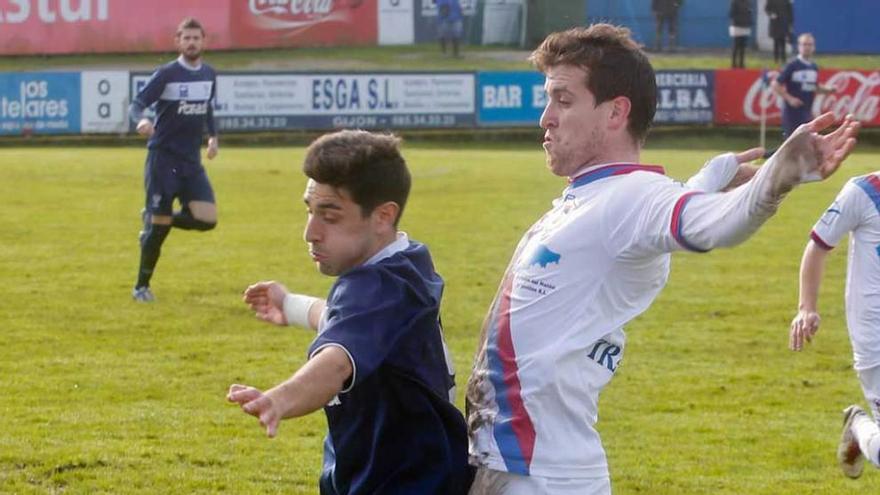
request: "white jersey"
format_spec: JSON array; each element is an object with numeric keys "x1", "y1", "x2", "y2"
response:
[
  {"x1": 466, "y1": 160, "x2": 732, "y2": 479},
  {"x1": 810, "y1": 174, "x2": 880, "y2": 370}
]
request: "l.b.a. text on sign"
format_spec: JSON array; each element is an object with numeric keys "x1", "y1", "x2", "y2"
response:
[
  {"x1": 311, "y1": 77, "x2": 396, "y2": 111},
  {"x1": 653, "y1": 70, "x2": 714, "y2": 124}
]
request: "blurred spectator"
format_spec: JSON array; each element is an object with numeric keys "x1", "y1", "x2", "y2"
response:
[
  {"x1": 652, "y1": 0, "x2": 682, "y2": 52},
  {"x1": 728, "y1": 0, "x2": 753, "y2": 68},
  {"x1": 436, "y1": 0, "x2": 463, "y2": 58},
  {"x1": 765, "y1": 0, "x2": 794, "y2": 65}
]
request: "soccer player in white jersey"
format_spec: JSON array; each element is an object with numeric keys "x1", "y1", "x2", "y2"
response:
[
  {"x1": 790, "y1": 173, "x2": 880, "y2": 479},
  {"x1": 465, "y1": 24, "x2": 860, "y2": 495}
]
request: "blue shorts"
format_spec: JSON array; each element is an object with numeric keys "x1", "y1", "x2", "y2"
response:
[
  {"x1": 437, "y1": 19, "x2": 463, "y2": 40},
  {"x1": 143, "y1": 148, "x2": 215, "y2": 216},
  {"x1": 781, "y1": 106, "x2": 812, "y2": 138}
]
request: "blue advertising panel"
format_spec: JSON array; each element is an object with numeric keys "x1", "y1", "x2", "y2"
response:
[
  {"x1": 654, "y1": 70, "x2": 714, "y2": 124},
  {"x1": 0, "y1": 72, "x2": 81, "y2": 135},
  {"x1": 133, "y1": 72, "x2": 476, "y2": 132},
  {"x1": 477, "y1": 69, "x2": 714, "y2": 127},
  {"x1": 477, "y1": 71, "x2": 545, "y2": 126}
]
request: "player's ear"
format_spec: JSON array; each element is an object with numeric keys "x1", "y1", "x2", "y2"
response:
[
  {"x1": 372, "y1": 201, "x2": 400, "y2": 231},
  {"x1": 607, "y1": 96, "x2": 631, "y2": 131}
]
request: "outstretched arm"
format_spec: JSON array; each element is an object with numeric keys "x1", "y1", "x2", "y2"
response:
[
  {"x1": 677, "y1": 113, "x2": 859, "y2": 251},
  {"x1": 790, "y1": 240, "x2": 831, "y2": 351},
  {"x1": 227, "y1": 346, "x2": 353, "y2": 437},
  {"x1": 685, "y1": 148, "x2": 763, "y2": 193}
]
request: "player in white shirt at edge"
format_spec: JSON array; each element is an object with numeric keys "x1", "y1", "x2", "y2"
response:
[
  {"x1": 790, "y1": 172, "x2": 880, "y2": 479},
  {"x1": 465, "y1": 24, "x2": 860, "y2": 495}
]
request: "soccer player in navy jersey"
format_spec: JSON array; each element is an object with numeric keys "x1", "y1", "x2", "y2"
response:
[
  {"x1": 772, "y1": 33, "x2": 836, "y2": 139},
  {"x1": 228, "y1": 130, "x2": 472, "y2": 494},
  {"x1": 129, "y1": 17, "x2": 219, "y2": 302}
]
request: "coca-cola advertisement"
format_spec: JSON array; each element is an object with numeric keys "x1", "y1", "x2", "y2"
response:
[
  {"x1": 715, "y1": 69, "x2": 880, "y2": 127},
  {"x1": 230, "y1": 0, "x2": 378, "y2": 49}
]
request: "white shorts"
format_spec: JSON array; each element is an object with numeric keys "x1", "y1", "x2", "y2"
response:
[
  {"x1": 729, "y1": 26, "x2": 751, "y2": 37},
  {"x1": 857, "y1": 364, "x2": 880, "y2": 422},
  {"x1": 468, "y1": 466, "x2": 611, "y2": 495}
]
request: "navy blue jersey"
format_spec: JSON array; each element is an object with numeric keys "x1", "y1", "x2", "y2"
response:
[
  {"x1": 131, "y1": 58, "x2": 217, "y2": 165},
  {"x1": 777, "y1": 57, "x2": 819, "y2": 109},
  {"x1": 308, "y1": 241, "x2": 471, "y2": 495}
]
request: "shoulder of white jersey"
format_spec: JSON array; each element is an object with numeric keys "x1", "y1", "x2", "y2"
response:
[{"x1": 849, "y1": 173, "x2": 880, "y2": 215}]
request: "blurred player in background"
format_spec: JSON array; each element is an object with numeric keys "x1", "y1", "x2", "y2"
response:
[
  {"x1": 465, "y1": 24, "x2": 859, "y2": 495},
  {"x1": 129, "y1": 17, "x2": 219, "y2": 302},
  {"x1": 651, "y1": 0, "x2": 682, "y2": 52},
  {"x1": 772, "y1": 33, "x2": 836, "y2": 139},
  {"x1": 436, "y1": 0, "x2": 464, "y2": 57},
  {"x1": 789, "y1": 173, "x2": 880, "y2": 479},
  {"x1": 228, "y1": 130, "x2": 472, "y2": 494},
  {"x1": 765, "y1": 0, "x2": 794, "y2": 65}
]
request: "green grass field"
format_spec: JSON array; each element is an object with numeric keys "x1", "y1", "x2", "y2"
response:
[{"x1": 3, "y1": 138, "x2": 880, "y2": 494}]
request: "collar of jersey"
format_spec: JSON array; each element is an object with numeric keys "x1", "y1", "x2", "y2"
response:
[
  {"x1": 176, "y1": 55, "x2": 203, "y2": 71},
  {"x1": 365, "y1": 231, "x2": 409, "y2": 265},
  {"x1": 568, "y1": 163, "x2": 666, "y2": 189}
]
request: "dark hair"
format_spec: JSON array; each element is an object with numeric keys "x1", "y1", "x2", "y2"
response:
[
  {"x1": 176, "y1": 17, "x2": 205, "y2": 37},
  {"x1": 529, "y1": 24, "x2": 656, "y2": 144},
  {"x1": 303, "y1": 130, "x2": 411, "y2": 226}
]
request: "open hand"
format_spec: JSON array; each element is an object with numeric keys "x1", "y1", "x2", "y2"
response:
[
  {"x1": 243, "y1": 281, "x2": 289, "y2": 326},
  {"x1": 227, "y1": 384, "x2": 282, "y2": 438}
]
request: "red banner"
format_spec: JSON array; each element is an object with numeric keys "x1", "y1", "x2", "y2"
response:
[
  {"x1": 230, "y1": 0, "x2": 378, "y2": 49},
  {"x1": 715, "y1": 69, "x2": 880, "y2": 127},
  {"x1": 0, "y1": 1, "x2": 231, "y2": 55},
  {"x1": 0, "y1": 0, "x2": 376, "y2": 55}
]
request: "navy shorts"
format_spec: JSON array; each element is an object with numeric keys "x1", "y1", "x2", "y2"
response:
[
  {"x1": 437, "y1": 19, "x2": 463, "y2": 40},
  {"x1": 143, "y1": 148, "x2": 215, "y2": 216},
  {"x1": 781, "y1": 106, "x2": 812, "y2": 138}
]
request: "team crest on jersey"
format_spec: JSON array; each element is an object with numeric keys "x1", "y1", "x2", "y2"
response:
[
  {"x1": 820, "y1": 200, "x2": 842, "y2": 225},
  {"x1": 518, "y1": 242, "x2": 561, "y2": 270},
  {"x1": 179, "y1": 85, "x2": 189, "y2": 98}
]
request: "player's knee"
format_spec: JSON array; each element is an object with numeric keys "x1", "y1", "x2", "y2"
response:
[
  {"x1": 187, "y1": 216, "x2": 217, "y2": 231},
  {"x1": 141, "y1": 223, "x2": 171, "y2": 248},
  {"x1": 195, "y1": 219, "x2": 217, "y2": 231}
]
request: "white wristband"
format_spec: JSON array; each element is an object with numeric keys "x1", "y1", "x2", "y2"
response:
[{"x1": 282, "y1": 293, "x2": 319, "y2": 329}]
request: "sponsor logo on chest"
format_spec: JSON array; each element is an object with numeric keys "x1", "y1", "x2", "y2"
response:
[{"x1": 178, "y1": 101, "x2": 209, "y2": 115}]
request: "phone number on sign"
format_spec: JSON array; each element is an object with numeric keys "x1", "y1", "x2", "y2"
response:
[
  {"x1": 217, "y1": 116, "x2": 290, "y2": 130},
  {"x1": 390, "y1": 114, "x2": 458, "y2": 127}
]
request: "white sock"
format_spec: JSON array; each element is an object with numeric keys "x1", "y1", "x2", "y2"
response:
[{"x1": 852, "y1": 413, "x2": 880, "y2": 467}]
